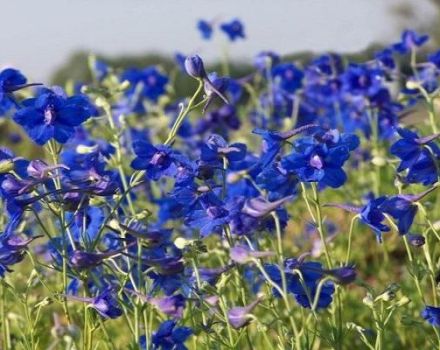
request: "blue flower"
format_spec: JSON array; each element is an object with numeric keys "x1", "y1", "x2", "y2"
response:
[
  {"x1": 197, "y1": 19, "x2": 213, "y2": 40},
  {"x1": 0, "y1": 68, "x2": 40, "y2": 114},
  {"x1": 359, "y1": 196, "x2": 390, "y2": 241},
  {"x1": 375, "y1": 48, "x2": 396, "y2": 70},
  {"x1": 390, "y1": 128, "x2": 440, "y2": 186},
  {"x1": 151, "y1": 320, "x2": 192, "y2": 350},
  {"x1": 380, "y1": 196, "x2": 417, "y2": 235},
  {"x1": 121, "y1": 67, "x2": 168, "y2": 107},
  {"x1": 220, "y1": 19, "x2": 245, "y2": 41},
  {"x1": 272, "y1": 63, "x2": 304, "y2": 94},
  {"x1": 88, "y1": 288, "x2": 123, "y2": 319},
  {"x1": 264, "y1": 258, "x2": 335, "y2": 309},
  {"x1": 428, "y1": 49, "x2": 440, "y2": 68},
  {"x1": 200, "y1": 134, "x2": 247, "y2": 169},
  {"x1": 13, "y1": 87, "x2": 93, "y2": 145},
  {"x1": 282, "y1": 129, "x2": 359, "y2": 188},
  {"x1": 184, "y1": 203, "x2": 229, "y2": 237},
  {"x1": 392, "y1": 30, "x2": 429, "y2": 54},
  {"x1": 421, "y1": 306, "x2": 440, "y2": 327},
  {"x1": 341, "y1": 64, "x2": 384, "y2": 97},
  {"x1": 131, "y1": 141, "x2": 191, "y2": 180}
]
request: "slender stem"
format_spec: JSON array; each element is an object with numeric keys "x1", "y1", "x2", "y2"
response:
[
  {"x1": 345, "y1": 216, "x2": 359, "y2": 265},
  {"x1": 164, "y1": 80, "x2": 204, "y2": 145},
  {"x1": 311, "y1": 183, "x2": 332, "y2": 268}
]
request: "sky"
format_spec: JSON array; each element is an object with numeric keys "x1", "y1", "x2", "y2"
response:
[{"x1": 1, "y1": 0, "x2": 437, "y2": 81}]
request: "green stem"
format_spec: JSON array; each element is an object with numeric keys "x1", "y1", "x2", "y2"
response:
[
  {"x1": 311, "y1": 183, "x2": 332, "y2": 268},
  {"x1": 164, "y1": 80, "x2": 204, "y2": 145}
]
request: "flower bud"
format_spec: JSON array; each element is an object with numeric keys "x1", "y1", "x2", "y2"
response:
[
  {"x1": 0, "y1": 159, "x2": 14, "y2": 174},
  {"x1": 407, "y1": 234, "x2": 425, "y2": 247},
  {"x1": 184, "y1": 55, "x2": 207, "y2": 79}
]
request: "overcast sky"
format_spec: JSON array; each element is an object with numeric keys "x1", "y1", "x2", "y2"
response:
[{"x1": 2, "y1": 0, "x2": 436, "y2": 81}]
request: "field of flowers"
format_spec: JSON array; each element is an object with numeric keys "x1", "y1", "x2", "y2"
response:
[{"x1": 1, "y1": 18, "x2": 440, "y2": 349}]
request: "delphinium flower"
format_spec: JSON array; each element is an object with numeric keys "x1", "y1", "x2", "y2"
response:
[
  {"x1": 220, "y1": 19, "x2": 245, "y2": 41},
  {"x1": 229, "y1": 245, "x2": 274, "y2": 264},
  {"x1": 421, "y1": 306, "x2": 440, "y2": 327},
  {"x1": 252, "y1": 123, "x2": 319, "y2": 168},
  {"x1": 65, "y1": 287, "x2": 122, "y2": 319},
  {"x1": 392, "y1": 30, "x2": 429, "y2": 54},
  {"x1": 0, "y1": 217, "x2": 41, "y2": 277},
  {"x1": 379, "y1": 186, "x2": 438, "y2": 235},
  {"x1": 194, "y1": 104, "x2": 241, "y2": 139},
  {"x1": 189, "y1": 265, "x2": 232, "y2": 287},
  {"x1": 69, "y1": 242, "x2": 135, "y2": 270},
  {"x1": 121, "y1": 66, "x2": 168, "y2": 104},
  {"x1": 13, "y1": 87, "x2": 94, "y2": 145},
  {"x1": 184, "y1": 196, "x2": 229, "y2": 236},
  {"x1": 255, "y1": 163, "x2": 299, "y2": 200},
  {"x1": 126, "y1": 289, "x2": 186, "y2": 319},
  {"x1": 407, "y1": 234, "x2": 425, "y2": 247},
  {"x1": 264, "y1": 258, "x2": 336, "y2": 309},
  {"x1": 272, "y1": 63, "x2": 304, "y2": 94},
  {"x1": 325, "y1": 195, "x2": 390, "y2": 242},
  {"x1": 131, "y1": 139, "x2": 194, "y2": 181},
  {"x1": 197, "y1": 19, "x2": 213, "y2": 40},
  {"x1": 390, "y1": 127, "x2": 440, "y2": 185},
  {"x1": 281, "y1": 128, "x2": 360, "y2": 188},
  {"x1": 202, "y1": 73, "x2": 242, "y2": 112},
  {"x1": 0, "y1": 68, "x2": 41, "y2": 115},
  {"x1": 374, "y1": 48, "x2": 396, "y2": 70},
  {"x1": 184, "y1": 55, "x2": 229, "y2": 107},
  {"x1": 200, "y1": 134, "x2": 247, "y2": 169},
  {"x1": 227, "y1": 296, "x2": 263, "y2": 329},
  {"x1": 150, "y1": 320, "x2": 192, "y2": 350},
  {"x1": 227, "y1": 195, "x2": 293, "y2": 236},
  {"x1": 327, "y1": 186, "x2": 437, "y2": 241}
]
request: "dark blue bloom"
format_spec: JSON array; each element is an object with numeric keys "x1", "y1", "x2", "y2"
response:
[
  {"x1": 151, "y1": 320, "x2": 192, "y2": 350},
  {"x1": 0, "y1": 217, "x2": 39, "y2": 277},
  {"x1": 0, "y1": 68, "x2": 40, "y2": 114},
  {"x1": 197, "y1": 19, "x2": 213, "y2": 40},
  {"x1": 272, "y1": 63, "x2": 304, "y2": 94},
  {"x1": 428, "y1": 49, "x2": 440, "y2": 69},
  {"x1": 264, "y1": 258, "x2": 335, "y2": 309},
  {"x1": 200, "y1": 134, "x2": 246, "y2": 169},
  {"x1": 421, "y1": 306, "x2": 440, "y2": 327},
  {"x1": 390, "y1": 128, "x2": 440, "y2": 186},
  {"x1": 375, "y1": 48, "x2": 396, "y2": 70},
  {"x1": 131, "y1": 141, "x2": 191, "y2": 180},
  {"x1": 392, "y1": 30, "x2": 429, "y2": 54},
  {"x1": 282, "y1": 129, "x2": 359, "y2": 188},
  {"x1": 359, "y1": 196, "x2": 390, "y2": 241},
  {"x1": 13, "y1": 87, "x2": 93, "y2": 145},
  {"x1": 341, "y1": 64, "x2": 384, "y2": 97},
  {"x1": 121, "y1": 67, "x2": 168, "y2": 106},
  {"x1": 380, "y1": 196, "x2": 417, "y2": 235},
  {"x1": 220, "y1": 19, "x2": 245, "y2": 41},
  {"x1": 184, "y1": 203, "x2": 229, "y2": 236},
  {"x1": 88, "y1": 288, "x2": 123, "y2": 319}
]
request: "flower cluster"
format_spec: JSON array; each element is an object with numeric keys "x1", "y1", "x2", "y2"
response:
[{"x1": 0, "y1": 23, "x2": 440, "y2": 349}]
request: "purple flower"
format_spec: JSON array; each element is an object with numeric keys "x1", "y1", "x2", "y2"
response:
[{"x1": 227, "y1": 296, "x2": 263, "y2": 329}]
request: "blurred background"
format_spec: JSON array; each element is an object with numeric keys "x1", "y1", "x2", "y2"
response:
[{"x1": 2, "y1": 0, "x2": 440, "y2": 83}]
